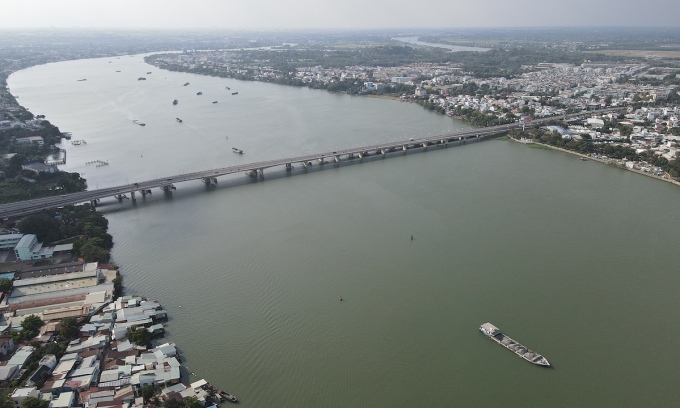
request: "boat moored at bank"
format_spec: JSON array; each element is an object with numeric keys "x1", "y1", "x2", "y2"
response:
[
  {"x1": 480, "y1": 323, "x2": 550, "y2": 367},
  {"x1": 232, "y1": 147, "x2": 243, "y2": 154}
]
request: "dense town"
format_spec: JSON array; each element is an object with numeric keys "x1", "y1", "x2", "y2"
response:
[{"x1": 149, "y1": 50, "x2": 680, "y2": 180}]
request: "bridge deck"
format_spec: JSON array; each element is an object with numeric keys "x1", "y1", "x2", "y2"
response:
[{"x1": 0, "y1": 109, "x2": 621, "y2": 219}]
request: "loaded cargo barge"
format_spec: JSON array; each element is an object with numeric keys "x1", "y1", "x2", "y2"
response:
[{"x1": 480, "y1": 323, "x2": 551, "y2": 367}]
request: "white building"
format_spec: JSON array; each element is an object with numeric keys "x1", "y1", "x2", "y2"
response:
[{"x1": 10, "y1": 387, "x2": 41, "y2": 408}]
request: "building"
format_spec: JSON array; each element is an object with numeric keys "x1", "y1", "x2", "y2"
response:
[
  {"x1": 14, "y1": 234, "x2": 54, "y2": 261},
  {"x1": 0, "y1": 335, "x2": 15, "y2": 355},
  {"x1": 21, "y1": 163, "x2": 57, "y2": 174},
  {"x1": 0, "y1": 234, "x2": 23, "y2": 250},
  {"x1": 2, "y1": 153, "x2": 17, "y2": 167},
  {"x1": 10, "y1": 387, "x2": 41, "y2": 408},
  {"x1": 49, "y1": 391, "x2": 75, "y2": 408},
  {"x1": 391, "y1": 77, "x2": 412, "y2": 84},
  {"x1": 15, "y1": 136, "x2": 44, "y2": 146}
]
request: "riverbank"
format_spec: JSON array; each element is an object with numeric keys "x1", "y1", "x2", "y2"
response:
[{"x1": 510, "y1": 136, "x2": 680, "y2": 188}]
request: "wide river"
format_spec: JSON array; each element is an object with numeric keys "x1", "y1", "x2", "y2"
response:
[{"x1": 9, "y1": 55, "x2": 680, "y2": 407}]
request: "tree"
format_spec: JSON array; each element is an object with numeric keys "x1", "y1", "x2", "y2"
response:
[
  {"x1": 142, "y1": 385, "x2": 155, "y2": 403},
  {"x1": 79, "y1": 244, "x2": 110, "y2": 263},
  {"x1": 0, "y1": 278, "x2": 12, "y2": 294},
  {"x1": 128, "y1": 327, "x2": 152, "y2": 348},
  {"x1": 21, "y1": 397, "x2": 48, "y2": 408},
  {"x1": 17, "y1": 213, "x2": 63, "y2": 243},
  {"x1": 21, "y1": 315, "x2": 44, "y2": 339},
  {"x1": 181, "y1": 398, "x2": 204, "y2": 408},
  {"x1": 59, "y1": 317, "x2": 79, "y2": 340}
]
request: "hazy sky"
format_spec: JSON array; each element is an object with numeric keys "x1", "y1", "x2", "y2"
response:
[{"x1": 4, "y1": 0, "x2": 680, "y2": 30}]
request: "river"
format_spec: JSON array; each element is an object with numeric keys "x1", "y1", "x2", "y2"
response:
[{"x1": 9, "y1": 55, "x2": 680, "y2": 407}]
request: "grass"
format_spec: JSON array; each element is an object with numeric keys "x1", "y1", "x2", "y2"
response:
[{"x1": 526, "y1": 143, "x2": 552, "y2": 150}]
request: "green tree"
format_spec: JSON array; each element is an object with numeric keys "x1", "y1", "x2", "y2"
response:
[
  {"x1": 17, "y1": 213, "x2": 63, "y2": 243},
  {"x1": 79, "y1": 244, "x2": 110, "y2": 263},
  {"x1": 181, "y1": 398, "x2": 204, "y2": 408},
  {"x1": 128, "y1": 327, "x2": 152, "y2": 348},
  {"x1": 59, "y1": 317, "x2": 79, "y2": 340},
  {"x1": 21, "y1": 315, "x2": 44, "y2": 339},
  {"x1": 142, "y1": 385, "x2": 155, "y2": 403},
  {"x1": 0, "y1": 278, "x2": 12, "y2": 293},
  {"x1": 21, "y1": 397, "x2": 48, "y2": 408}
]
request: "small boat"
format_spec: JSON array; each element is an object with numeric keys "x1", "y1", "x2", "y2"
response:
[
  {"x1": 147, "y1": 71, "x2": 152, "y2": 74},
  {"x1": 579, "y1": 157, "x2": 588, "y2": 161},
  {"x1": 232, "y1": 147, "x2": 243, "y2": 154},
  {"x1": 138, "y1": 77, "x2": 146, "y2": 80},
  {"x1": 116, "y1": 70, "x2": 121, "y2": 72},
  {"x1": 173, "y1": 99, "x2": 178, "y2": 105},
  {"x1": 77, "y1": 78, "x2": 87, "y2": 82},
  {"x1": 212, "y1": 101, "x2": 218, "y2": 104},
  {"x1": 231, "y1": 92, "x2": 238, "y2": 95},
  {"x1": 197, "y1": 92, "x2": 203, "y2": 95},
  {"x1": 176, "y1": 118, "x2": 183, "y2": 123},
  {"x1": 225, "y1": 86, "x2": 230, "y2": 90},
  {"x1": 133, "y1": 120, "x2": 146, "y2": 126},
  {"x1": 183, "y1": 82, "x2": 190, "y2": 86},
  {"x1": 219, "y1": 391, "x2": 238, "y2": 403}
]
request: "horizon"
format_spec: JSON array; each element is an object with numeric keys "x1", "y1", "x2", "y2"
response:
[{"x1": 4, "y1": 0, "x2": 680, "y2": 30}]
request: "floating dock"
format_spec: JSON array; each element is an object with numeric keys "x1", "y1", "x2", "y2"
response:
[{"x1": 480, "y1": 323, "x2": 550, "y2": 367}]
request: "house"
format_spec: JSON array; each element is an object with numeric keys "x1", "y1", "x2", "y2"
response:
[
  {"x1": 0, "y1": 335, "x2": 15, "y2": 355},
  {"x1": 48, "y1": 391, "x2": 74, "y2": 408},
  {"x1": 10, "y1": 387, "x2": 41, "y2": 408},
  {"x1": 0, "y1": 234, "x2": 24, "y2": 250},
  {"x1": 2, "y1": 153, "x2": 17, "y2": 167},
  {"x1": 21, "y1": 163, "x2": 57, "y2": 174},
  {"x1": 15, "y1": 136, "x2": 44, "y2": 146},
  {"x1": 14, "y1": 234, "x2": 53, "y2": 261}
]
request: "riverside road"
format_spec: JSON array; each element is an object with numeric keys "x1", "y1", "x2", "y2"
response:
[{"x1": 0, "y1": 109, "x2": 620, "y2": 219}]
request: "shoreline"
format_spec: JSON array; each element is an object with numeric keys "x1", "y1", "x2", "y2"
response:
[{"x1": 509, "y1": 137, "x2": 680, "y2": 188}]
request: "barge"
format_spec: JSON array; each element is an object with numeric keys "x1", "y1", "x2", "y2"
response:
[{"x1": 479, "y1": 323, "x2": 550, "y2": 367}]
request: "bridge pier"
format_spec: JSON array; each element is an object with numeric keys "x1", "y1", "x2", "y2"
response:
[
  {"x1": 130, "y1": 191, "x2": 136, "y2": 201},
  {"x1": 333, "y1": 156, "x2": 340, "y2": 163},
  {"x1": 258, "y1": 169, "x2": 264, "y2": 177},
  {"x1": 358, "y1": 152, "x2": 364, "y2": 159},
  {"x1": 439, "y1": 139, "x2": 447, "y2": 147},
  {"x1": 422, "y1": 142, "x2": 428, "y2": 150},
  {"x1": 90, "y1": 199, "x2": 98, "y2": 210},
  {"x1": 285, "y1": 163, "x2": 293, "y2": 171},
  {"x1": 246, "y1": 170, "x2": 257, "y2": 177},
  {"x1": 203, "y1": 177, "x2": 218, "y2": 186},
  {"x1": 115, "y1": 194, "x2": 128, "y2": 200},
  {"x1": 317, "y1": 158, "x2": 325, "y2": 165},
  {"x1": 380, "y1": 149, "x2": 386, "y2": 155},
  {"x1": 161, "y1": 184, "x2": 176, "y2": 192},
  {"x1": 347, "y1": 153, "x2": 354, "y2": 159}
]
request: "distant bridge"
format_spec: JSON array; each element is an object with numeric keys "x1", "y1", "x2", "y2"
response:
[{"x1": 0, "y1": 108, "x2": 621, "y2": 219}]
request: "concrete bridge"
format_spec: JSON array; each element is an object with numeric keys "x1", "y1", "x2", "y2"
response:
[{"x1": 0, "y1": 108, "x2": 621, "y2": 219}]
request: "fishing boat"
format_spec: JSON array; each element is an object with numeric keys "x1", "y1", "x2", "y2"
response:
[
  {"x1": 133, "y1": 120, "x2": 146, "y2": 126},
  {"x1": 197, "y1": 92, "x2": 203, "y2": 95},
  {"x1": 138, "y1": 77, "x2": 146, "y2": 81},
  {"x1": 212, "y1": 101, "x2": 218, "y2": 104},
  {"x1": 231, "y1": 92, "x2": 238, "y2": 95},
  {"x1": 176, "y1": 118, "x2": 183, "y2": 123},
  {"x1": 183, "y1": 82, "x2": 190, "y2": 86},
  {"x1": 232, "y1": 147, "x2": 243, "y2": 154},
  {"x1": 77, "y1": 79, "x2": 87, "y2": 82},
  {"x1": 218, "y1": 391, "x2": 238, "y2": 403}
]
